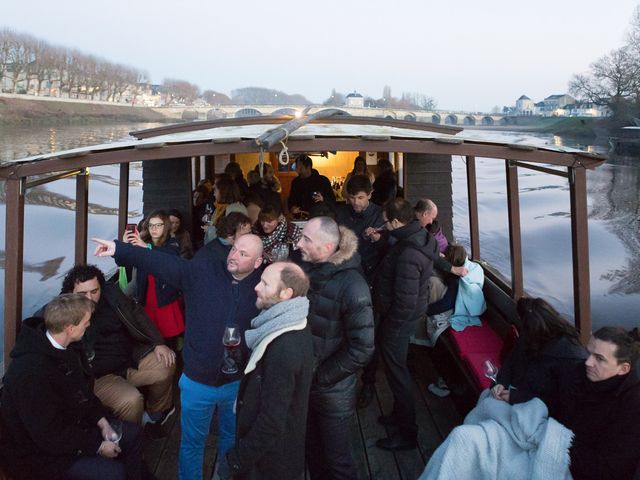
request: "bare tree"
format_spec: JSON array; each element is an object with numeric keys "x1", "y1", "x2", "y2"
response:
[
  {"x1": 203, "y1": 89, "x2": 231, "y2": 105},
  {"x1": 322, "y1": 88, "x2": 345, "y2": 106}
]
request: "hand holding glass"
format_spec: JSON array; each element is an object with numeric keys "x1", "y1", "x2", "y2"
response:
[
  {"x1": 483, "y1": 359, "x2": 498, "y2": 383},
  {"x1": 222, "y1": 325, "x2": 241, "y2": 374},
  {"x1": 108, "y1": 419, "x2": 123, "y2": 443}
]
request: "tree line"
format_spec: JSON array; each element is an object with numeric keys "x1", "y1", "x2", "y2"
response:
[
  {"x1": 570, "y1": 5, "x2": 640, "y2": 125},
  {"x1": 323, "y1": 86, "x2": 437, "y2": 111}
]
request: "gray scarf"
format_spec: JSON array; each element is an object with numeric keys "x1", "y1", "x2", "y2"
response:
[{"x1": 245, "y1": 296, "x2": 309, "y2": 350}]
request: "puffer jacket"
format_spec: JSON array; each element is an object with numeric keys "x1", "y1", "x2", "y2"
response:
[
  {"x1": 375, "y1": 220, "x2": 438, "y2": 328},
  {"x1": 300, "y1": 226, "x2": 374, "y2": 388},
  {"x1": 0, "y1": 318, "x2": 107, "y2": 480}
]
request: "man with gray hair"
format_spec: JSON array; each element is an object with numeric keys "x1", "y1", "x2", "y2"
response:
[
  {"x1": 295, "y1": 216, "x2": 374, "y2": 479},
  {"x1": 220, "y1": 262, "x2": 314, "y2": 480}
]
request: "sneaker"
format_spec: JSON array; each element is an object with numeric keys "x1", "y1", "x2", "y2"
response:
[{"x1": 427, "y1": 378, "x2": 450, "y2": 398}]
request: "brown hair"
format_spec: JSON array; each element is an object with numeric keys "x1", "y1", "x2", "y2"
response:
[
  {"x1": 217, "y1": 212, "x2": 251, "y2": 239},
  {"x1": 258, "y1": 203, "x2": 282, "y2": 223},
  {"x1": 215, "y1": 175, "x2": 241, "y2": 204},
  {"x1": 518, "y1": 297, "x2": 580, "y2": 353},
  {"x1": 444, "y1": 244, "x2": 467, "y2": 267},
  {"x1": 279, "y1": 263, "x2": 310, "y2": 298},
  {"x1": 141, "y1": 209, "x2": 171, "y2": 246},
  {"x1": 44, "y1": 293, "x2": 94, "y2": 334},
  {"x1": 383, "y1": 197, "x2": 414, "y2": 224}
]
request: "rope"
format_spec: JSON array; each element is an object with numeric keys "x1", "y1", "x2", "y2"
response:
[
  {"x1": 277, "y1": 127, "x2": 290, "y2": 166},
  {"x1": 258, "y1": 148, "x2": 265, "y2": 179}
]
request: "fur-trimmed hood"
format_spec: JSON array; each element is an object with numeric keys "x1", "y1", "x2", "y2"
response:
[{"x1": 327, "y1": 225, "x2": 359, "y2": 267}]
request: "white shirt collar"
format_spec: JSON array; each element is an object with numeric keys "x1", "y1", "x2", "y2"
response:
[{"x1": 46, "y1": 330, "x2": 66, "y2": 350}]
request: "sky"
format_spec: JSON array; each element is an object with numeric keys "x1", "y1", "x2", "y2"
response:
[{"x1": 3, "y1": 0, "x2": 639, "y2": 112}]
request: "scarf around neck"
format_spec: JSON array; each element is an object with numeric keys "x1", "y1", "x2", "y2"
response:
[{"x1": 244, "y1": 296, "x2": 309, "y2": 373}]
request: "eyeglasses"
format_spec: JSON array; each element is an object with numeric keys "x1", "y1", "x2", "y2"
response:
[{"x1": 148, "y1": 223, "x2": 165, "y2": 229}]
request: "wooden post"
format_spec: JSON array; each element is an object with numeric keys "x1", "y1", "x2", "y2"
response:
[
  {"x1": 466, "y1": 156, "x2": 480, "y2": 260},
  {"x1": 4, "y1": 178, "x2": 25, "y2": 372},
  {"x1": 118, "y1": 163, "x2": 130, "y2": 237},
  {"x1": 569, "y1": 166, "x2": 592, "y2": 343},
  {"x1": 75, "y1": 169, "x2": 89, "y2": 265},
  {"x1": 505, "y1": 160, "x2": 524, "y2": 299}
]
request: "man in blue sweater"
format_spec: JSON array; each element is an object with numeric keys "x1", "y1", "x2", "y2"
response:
[{"x1": 94, "y1": 234, "x2": 264, "y2": 480}]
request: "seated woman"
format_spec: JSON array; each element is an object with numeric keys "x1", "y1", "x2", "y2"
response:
[
  {"x1": 168, "y1": 208, "x2": 193, "y2": 259},
  {"x1": 254, "y1": 203, "x2": 302, "y2": 263},
  {"x1": 491, "y1": 297, "x2": 587, "y2": 416},
  {"x1": 124, "y1": 210, "x2": 185, "y2": 348},
  {"x1": 194, "y1": 211, "x2": 252, "y2": 262}
]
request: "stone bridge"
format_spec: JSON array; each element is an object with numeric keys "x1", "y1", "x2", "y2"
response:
[{"x1": 152, "y1": 104, "x2": 505, "y2": 126}]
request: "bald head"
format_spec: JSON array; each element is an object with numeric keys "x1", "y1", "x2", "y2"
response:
[
  {"x1": 415, "y1": 198, "x2": 438, "y2": 227},
  {"x1": 255, "y1": 261, "x2": 309, "y2": 309},
  {"x1": 227, "y1": 233, "x2": 264, "y2": 280},
  {"x1": 296, "y1": 216, "x2": 340, "y2": 263}
]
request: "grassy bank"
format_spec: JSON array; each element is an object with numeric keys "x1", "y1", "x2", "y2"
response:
[
  {"x1": 0, "y1": 96, "x2": 170, "y2": 126},
  {"x1": 498, "y1": 116, "x2": 603, "y2": 138}
]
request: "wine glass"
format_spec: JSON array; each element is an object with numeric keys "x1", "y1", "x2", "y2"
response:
[
  {"x1": 108, "y1": 419, "x2": 123, "y2": 444},
  {"x1": 221, "y1": 324, "x2": 241, "y2": 374},
  {"x1": 483, "y1": 359, "x2": 498, "y2": 383}
]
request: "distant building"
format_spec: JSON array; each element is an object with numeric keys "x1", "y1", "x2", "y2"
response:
[
  {"x1": 565, "y1": 101, "x2": 610, "y2": 117},
  {"x1": 345, "y1": 91, "x2": 364, "y2": 108},
  {"x1": 515, "y1": 95, "x2": 534, "y2": 115}
]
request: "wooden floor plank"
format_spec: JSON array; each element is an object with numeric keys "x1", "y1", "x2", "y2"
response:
[
  {"x1": 356, "y1": 382, "x2": 401, "y2": 480},
  {"x1": 375, "y1": 369, "x2": 425, "y2": 480}
]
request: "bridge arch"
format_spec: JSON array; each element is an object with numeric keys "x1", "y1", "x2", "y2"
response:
[
  {"x1": 271, "y1": 108, "x2": 299, "y2": 116},
  {"x1": 182, "y1": 109, "x2": 199, "y2": 121},
  {"x1": 445, "y1": 114, "x2": 458, "y2": 125},
  {"x1": 316, "y1": 108, "x2": 350, "y2": 116},
  {"x1": 206, "y1": 109, "x2": 228, "y2": 120},
  {"x1": 463, "y1": 116, "x2": 476, "y2": 126},
  {"x1": 431, "y1": 114, "x2": 441, "y2": 124},
  {"x1": 382, "y1": 110, "x2": 397, "y2": 119},
  {"x1": 404, "y1": 113, "x2": 417, "y2": 122},
  {"x1": 481, "y1": 116, "x2": 494, "y2": 126},
  {"x1": 235, "y1": 107, "x2": 262, "y2": 118}
]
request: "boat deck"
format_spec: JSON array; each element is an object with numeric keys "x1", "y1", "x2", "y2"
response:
[{"x1": 144, "y1": 346, "x2": 463, "y2": 480}]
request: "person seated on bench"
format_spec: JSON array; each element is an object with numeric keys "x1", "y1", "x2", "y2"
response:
[
  {"x1": 491, "y1": 297, "x2": 586, "y2": 417},
  {"x1": 421, "y1": 327, "x2": 640, "y2": 480},
  {"x1": 0, "y1": 294, "x2": 144, "y2": 480}
]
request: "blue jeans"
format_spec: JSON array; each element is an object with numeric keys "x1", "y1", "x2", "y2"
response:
[{"x1": 178, "y1": 373, "x2": 239, "y2": 480}]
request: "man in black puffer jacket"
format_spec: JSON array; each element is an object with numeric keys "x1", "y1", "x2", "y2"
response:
[
  {"x1": 374, "y1": 198, "x2": 438, "y2": 451},
  {"x1": 296, "y1": 216, "x2": 374, "y2": 480}
]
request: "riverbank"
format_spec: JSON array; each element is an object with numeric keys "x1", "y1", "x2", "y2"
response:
[
  {"x1": 0, "y1": 95, "x2": 169, "y2": 126},
  {"x1": 495, "y1": 116, "x2": 607, "y2": 139}
]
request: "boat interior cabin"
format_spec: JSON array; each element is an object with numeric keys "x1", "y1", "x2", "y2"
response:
[{"x1": 0, "y1": 112, "x2": 607, "y2": 478}]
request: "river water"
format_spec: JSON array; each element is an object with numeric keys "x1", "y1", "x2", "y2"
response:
[{"x1": 0, "y1": 123, "x2": 638, "y2": 362}]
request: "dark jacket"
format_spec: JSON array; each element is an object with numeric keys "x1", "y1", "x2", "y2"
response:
[
  {"x1": 193, "y1": 236, "x2": 232, "y2": 262},
  {"x1": 134, "y1": 240, "x2": 182, "y2": 308},
  {"x1": 227, "y1": 327, "x2": 314, "y2": 480},
  {"x1": 374, "y1": 221, "x2": 437, "y2": 328},
  {"x1": 114, "y1": 240, "x2": 261, "y2": 387},
  {"x1": 248, "y1": 183, "x2": 282, "y2": 211},
  {"x1": 299, "y1": 226, "x2": 374, "y2": 390},
  {"x1": 287, "y1": 169, "x2": 336, "y2": 213},
  {"x1": 556, "y1": 364, "x2": 640, "y2": 480},
  {"x1": 96, "y1": 282, "x2": 165, "y2": 365},
  {"x1": 0, "y1": 318, "x2": 107, "y2": 480},
  {"x1": 336, "y1": 202, "x2": 387, "y2": 285},
  {"x1": 496, "y1": 334, "x2": 587, "y2": 416},
  {"x1": 371, "y1": 169, "x2": 397, "y2": 206}
]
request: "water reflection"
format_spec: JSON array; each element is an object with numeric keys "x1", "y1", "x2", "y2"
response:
[{"x1": 0, "y1": 252, "x2": 65, "y2": 281}]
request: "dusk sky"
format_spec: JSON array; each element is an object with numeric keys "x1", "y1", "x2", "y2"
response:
[{"x1": 3, "y1": 0, "x2": 639, "y2": 112}]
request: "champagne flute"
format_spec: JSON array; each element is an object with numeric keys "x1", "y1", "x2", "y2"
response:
[
  {"x1": 108, "y1": 419, "x2": 123, "y2": 444},
  {"x1": 222, "y1": 324, "x2": 241, "y2": 374},
  {"x1": 483, "y1": 359, "x2": 498, "y2": 383}
]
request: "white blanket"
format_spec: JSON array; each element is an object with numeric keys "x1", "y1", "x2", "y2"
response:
[{"x1": 419, "y1": 390, "x2": 574, "y2": 480}]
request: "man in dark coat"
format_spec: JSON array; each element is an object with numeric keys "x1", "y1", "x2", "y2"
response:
[
  {"x1": 295, "y1": 216, "x2": 374, "y2": 479},
  {"x1": 336, "y1": 174, "x2": 387, "y2": 408},
  {"x1": 219, "y1": 262, "x2": 314, "y2": 480},
  {"x1": 555, "y1": 326, "x2": 640, "y2": 480},
  {"x1": 287, "y1": 154, "x2": 336, "y2": 216},
  {"x1": 0, "y1": 294, "x2": 144, "y2": 480},
  {"x1": 94, "y1": 234, "x2": 264, "y2": 480},
  {"x1": 59, "y1": 265, "x2": 176, "y2": 427},
  {"x1": 374, "y1": 198, "x2": 438, "y2": 451}
]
